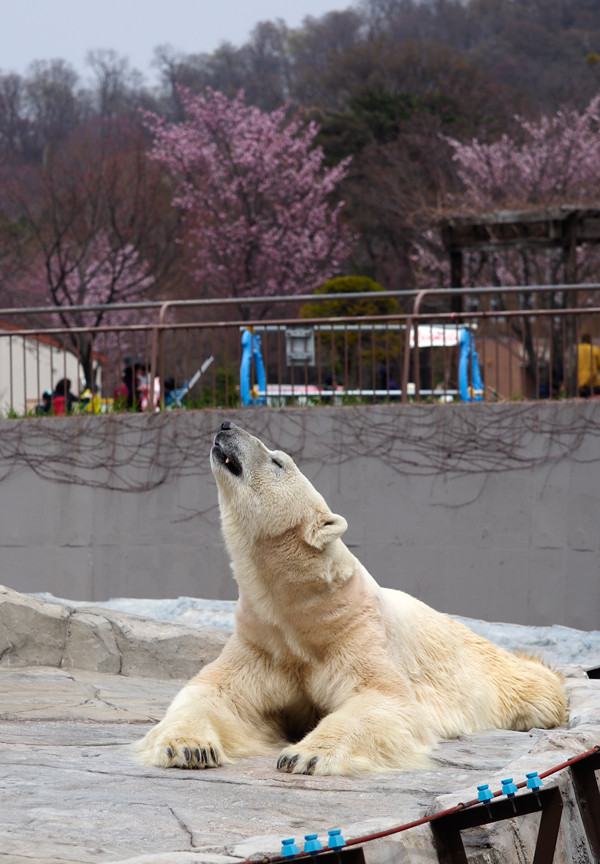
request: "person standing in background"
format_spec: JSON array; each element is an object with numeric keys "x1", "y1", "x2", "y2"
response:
[{"x1": 578, "y1": 333, "x2": 600, "y2": 397}]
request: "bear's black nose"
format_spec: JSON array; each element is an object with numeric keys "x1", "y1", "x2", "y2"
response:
[{"x1": 221, "y1": 421, "x2": 232, "y2": 430}]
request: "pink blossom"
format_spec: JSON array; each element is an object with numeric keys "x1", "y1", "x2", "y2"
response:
[{"x1": 143, "y1": 88, "x2": 355, "y2": 305}]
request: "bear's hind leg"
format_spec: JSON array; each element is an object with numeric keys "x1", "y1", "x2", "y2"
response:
[{"x1": 504, "y1": 657, "x2": 568, "y2": 732}]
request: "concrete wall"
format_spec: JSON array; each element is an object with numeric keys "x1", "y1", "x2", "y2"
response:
[{"x1": 0, "y1": 402, "x2": 599, "y2": 629}]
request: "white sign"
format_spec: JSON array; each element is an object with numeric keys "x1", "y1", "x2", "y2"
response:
[{"x1": 409, "y1": 324, "x2": 461, "y2": 349}]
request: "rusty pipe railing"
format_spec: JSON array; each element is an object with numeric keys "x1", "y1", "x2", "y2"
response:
[{"x1": 2, "y1": 292, "x2": 600, "y2": 414}]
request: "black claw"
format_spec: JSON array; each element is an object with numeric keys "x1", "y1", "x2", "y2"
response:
[
  {"x1": 166, "y1": 747, "x2": 174, "y2": 759},
  {"x1": 183, "y1": 747, "x2": 192, "y2": 763},
  {"x1": 194, "y1": 748, "x2": 201, "y2": 764},
  {"x1": 210, "y1": 747, "x2": 218, "y2": 766},
  {"x1": 287, "y1": 755, "x2": 300, "y2": 771},
  {"x1": 277, "y1": 755, "x2": 289, "y2": 770},
  {"x1": 202, "y1": 747, "x2": 210, "y2": 767},
  {"x1": 303, "y1": 756, "x2": 318, "y2": 775}
]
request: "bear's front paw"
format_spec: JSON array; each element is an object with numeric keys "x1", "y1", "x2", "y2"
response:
[
  {"x1": 277, "y1": 751, "x2": 320, "y2": 775},
  {"x1": 134, "y1": 728, "x2": 229, "y2": 770},
  {"x1": 166, "y1": 742, "x2": 222, "y2": 769}
]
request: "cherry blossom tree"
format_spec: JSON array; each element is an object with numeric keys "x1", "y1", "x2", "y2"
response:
[
  {"x1": 0, "y1": 118, "x2": 180, "y2": 391},
  {"x1": 44, "y1": 231, "x2": 154, "y2": 318},
  {"x1": 15, "y1": 232, "x2": 154, "y2": 390},
  {"x1": 446, "y1": 94, "x2": 600, "y2": 209},
  {"x1": 143, "y1": 87, "x2": 355, "y2": 316}
]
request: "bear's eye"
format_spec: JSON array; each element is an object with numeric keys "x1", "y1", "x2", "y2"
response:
[{"x1": 272, "y1": 457, "x2": 283, "y2": 469}]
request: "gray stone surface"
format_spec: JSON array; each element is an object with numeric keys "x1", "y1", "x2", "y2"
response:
[
  {"x1": 1, "y1": 589, "x2": 600, "y2": 864},
  {"x1": 0, "y1": 585, "x2": 229, "y2": 680}
]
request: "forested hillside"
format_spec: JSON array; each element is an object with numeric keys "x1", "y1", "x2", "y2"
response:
[{"x1": 1, "y1": 0, "x2": 599, "y2": 304}]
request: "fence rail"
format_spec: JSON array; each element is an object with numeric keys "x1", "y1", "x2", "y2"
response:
[{"x1": 1, "y1": 286, "x2": 599, "y2": 415}]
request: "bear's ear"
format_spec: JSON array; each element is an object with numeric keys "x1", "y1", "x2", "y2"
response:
[{"x1": 303, "y1": 511, "x2": 348, "y2": 550}]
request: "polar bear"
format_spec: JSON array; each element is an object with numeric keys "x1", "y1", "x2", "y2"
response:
[{"x1": 134, "y1": 421, "x2": 568, "y2": 776}]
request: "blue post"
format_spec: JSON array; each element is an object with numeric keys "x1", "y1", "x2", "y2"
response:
[
  {"x1": 501, "y1": 778, "x2": 518, "y2": 798},
  {"x1": 477, "y1": 783, "x2": 493, "y2": 803},
  {"x1": 304, "y1": 834, "x2": 323, "y2": 855},
  {"x1": 458, "y1": 327, "x2": 484, "y2": 402},
  {"x1": 327, "y1": 830, "x2": 346, "y2": 849},
  {"x1": 281, "y1": 839, "x2": 300, "y2": 858},
  {"x1": 526, "y1": 771, "x2": 543, "y2": 790},
  {"x1": 240, "y1": 328, "x2": 266, "y2": 406}
]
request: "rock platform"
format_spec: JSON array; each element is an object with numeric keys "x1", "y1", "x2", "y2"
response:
[{"x1": 1, "y1": 586, "x2": 599, "y2": 864}]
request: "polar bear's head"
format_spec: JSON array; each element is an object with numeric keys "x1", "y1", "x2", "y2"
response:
[{"x1": 210, "y1": 421, "x2": 347, "y2": 549}]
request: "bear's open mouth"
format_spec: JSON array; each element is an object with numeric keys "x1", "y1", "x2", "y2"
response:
[{"x1": 212, "y1": 443, "x2": 243, "y2": 477}]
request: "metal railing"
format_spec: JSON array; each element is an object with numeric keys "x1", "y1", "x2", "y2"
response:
[{"x1": 0, "y1": 286, "x2": 599, "y2": 415}]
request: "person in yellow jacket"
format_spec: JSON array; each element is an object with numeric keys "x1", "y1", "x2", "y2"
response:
[
  {"x1": 578, "y1": 333, "x2": 600, "y2": 397},
  {"x1": 80, "y1": 385, "x2": 102, "y2": 413}
]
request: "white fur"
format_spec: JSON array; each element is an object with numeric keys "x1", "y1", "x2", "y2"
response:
[{"x1": 134, "y1": 423, "x2": 568, "y2": 776}]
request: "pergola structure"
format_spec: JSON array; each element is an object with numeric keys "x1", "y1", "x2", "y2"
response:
[
  {"x1": 440, "y1": 206, "x2": 600, "y2": 395},
  {"x1": 441, "y1": 206, "x2": 600, "y2": 308}
]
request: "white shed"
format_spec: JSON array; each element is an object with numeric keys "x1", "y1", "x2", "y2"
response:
[{"x1": 0, "y1": 322, "x2": 90, "y2": 415}]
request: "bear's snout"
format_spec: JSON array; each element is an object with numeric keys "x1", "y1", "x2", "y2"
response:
[{"x1": 212, "y1": 424, "x2": 244, "y2": 478}]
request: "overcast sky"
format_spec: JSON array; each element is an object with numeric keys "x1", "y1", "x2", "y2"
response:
[{"x1": 1, "y1": 0, "x2": 354, "y2": 85}]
